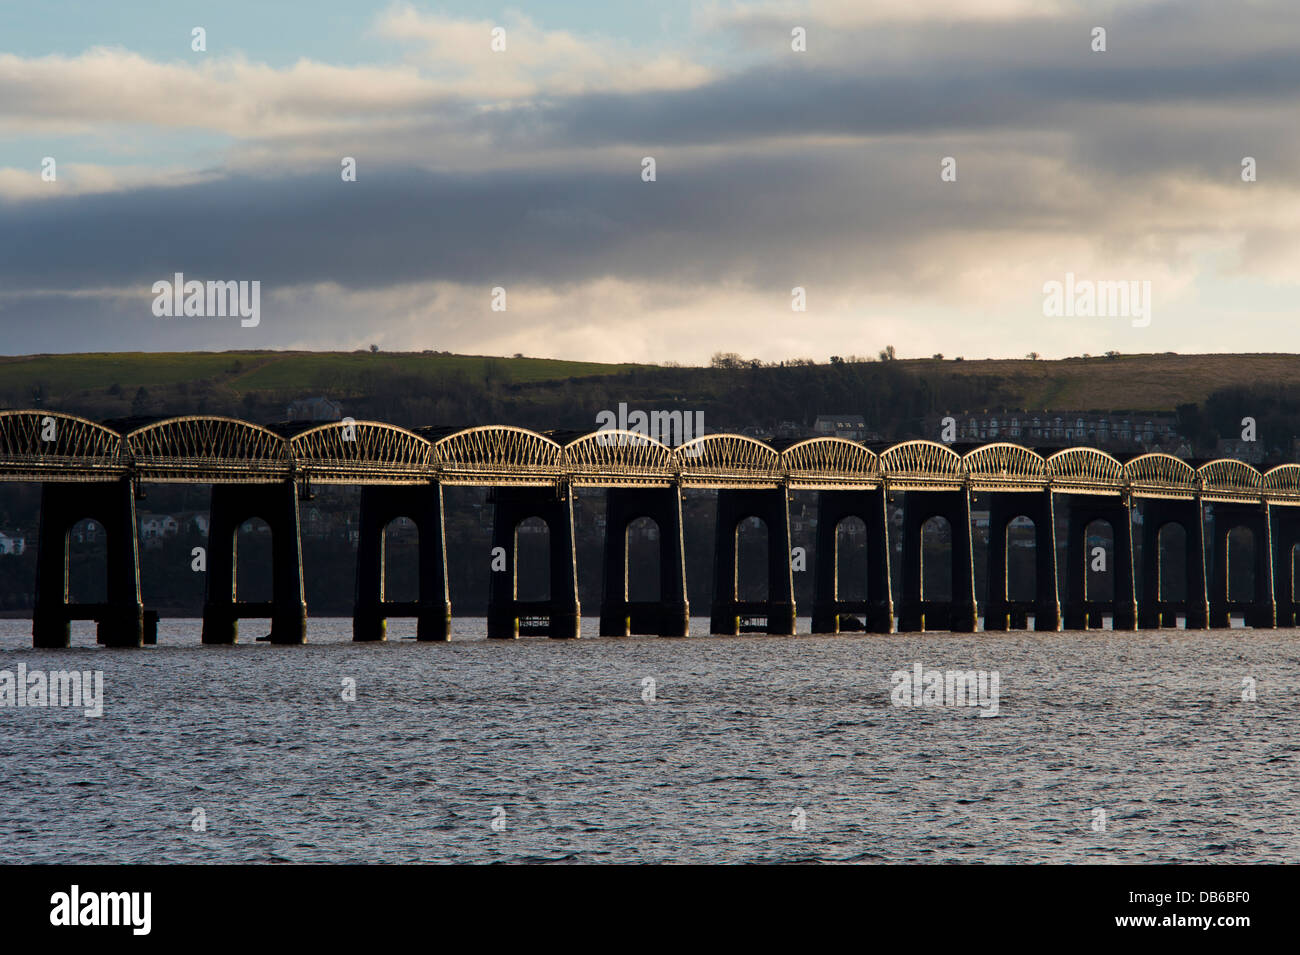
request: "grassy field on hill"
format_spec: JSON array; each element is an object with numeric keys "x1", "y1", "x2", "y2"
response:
[{"x1": 1, "y1": 351, "x2": 1298, "y2": 450}]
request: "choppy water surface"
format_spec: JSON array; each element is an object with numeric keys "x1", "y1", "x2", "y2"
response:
[{"x1": 1, "y1": 617, "x2": 1298, "y2": 863}]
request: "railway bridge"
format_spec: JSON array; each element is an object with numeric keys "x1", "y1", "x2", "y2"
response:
[{"x1": 2, "y1": 409, "x2": 1295, "y2": 646}]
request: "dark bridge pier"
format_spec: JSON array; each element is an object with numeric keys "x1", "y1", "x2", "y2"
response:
[
  {"x1": 487, "y1": 484, "x2": 581, "y2": 639},
  {"x1": 1270, "y1": 505, "x2": 1300, "y2": 626},
  {"x1": 1060, "y1": 495, "x2": 1138, "y2": 630},
  {"x1": 897, "y1": 490, "x2": 978, "y2": 632},
  {"x1": 1207, "y1": 502, "x2": 1275, "y2": 628},
  {"x1": 810, "y1": 489, "x2": 893, "y2": 633},
  {"x1": 709, "y1": 487, "x2": 796, "y2": 635},
  {"x1": 353, "y1": 482, "x2": 452, "y2": 641},
  {"x1": 1137, "y1": 498, "x2": 1209, "y2": 629},
  {"x1": 201, "y1": 481, "x2": 308, "y2": 644},
  {"x1": 33, "y1": 478, "x2": 144, "y2": 648},
  {"x1": 983, "y1": 489, "x2": 1060, "y2": 631},
  {"x1": 598, "y1": 485, "x2": 689, "y2": 637}
]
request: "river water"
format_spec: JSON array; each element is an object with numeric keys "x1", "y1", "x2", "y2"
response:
[{"x1": 1, "y1": 617, "x2": 1297, "y2": 863}]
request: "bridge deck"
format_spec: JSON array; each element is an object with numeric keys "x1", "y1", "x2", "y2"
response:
[{"x1": 0, "y1": 410, "x2": 1287, "y2": 498}]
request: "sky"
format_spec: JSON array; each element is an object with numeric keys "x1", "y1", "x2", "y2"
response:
[{"x1": 1, "y1": 0, "x2": 1298, "y2": 362}]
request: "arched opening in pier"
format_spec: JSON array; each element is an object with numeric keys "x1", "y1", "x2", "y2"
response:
[
  {"x1": 920, "y1": 516, "x2": 952, "y2": 601},
  {"x1": 1157, "y1": 522, "x2": 1187, "y2": 601},
  {"x1": 626, "y1": 516, "x2": 661, "y2": 601},
  {"x1": 1084, "y1": 519, "x2": 1115, "y2": 602},
  {"x1": 736, "y1": 515, "x2": 769, "y2": 602},
  {"x1": 1292, "y1": 543, "x2": 1300, "y2": 603},
  {"x1": 1005, "y1": 515, "x2": 1036, "y2": 601},
  {"x1": 515, "y1": 516, "x2": 550, "y2": 601},
  {"x1": 234, "y1": 517, "x2": 273, "y2": 603},
  {"x1": 382, "y1": 516, "x2": 418, "y2": 603},
  {"x1": 67, "y1": 517, "x2": 107, "y2": 605},
  {"x1": 835, "y1": 516, "x2": 868, "y2": 600},
  {"x1": 1226, "y1": 526, "x2": 1256, "y2": 603}
]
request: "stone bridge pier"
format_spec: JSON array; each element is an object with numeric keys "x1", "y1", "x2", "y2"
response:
[
  {"x1": 353, "y1": 482, "x2": 452, "y2": 642},
  {"x1": 599, "y1": 485, "x2": 689, "y2": 637},
  {"x1": 897, "y1": 489, "x2": 978, "y2": 632},
  {"x1": 1137, "y1": 498, "x2": 1209, "y2": 629},
  {"x1": 981, "y1": 488, "x2": 1060, "y2": 631},
  {"x1": 487, "y1": 484, "x2": 581, "y2": 639},
  {"x1": 33, "y1": 478, "x2": 145, "y2": 648},
  {"x1": 1207, "y1": 502, "x2": 1275, "y2": 628},
  {"x1": 201, "y1": 481, "x2": 308, "y2": 645},
  {"x1": 709, "y1": 487, "x2": 796, "y2": 635},
  {"x1": 809, "y1": 488, "x2": 893, "y2": 633},
  {"x1": 1059, "y1": 494, "x2": 1138, "y2": 631}
]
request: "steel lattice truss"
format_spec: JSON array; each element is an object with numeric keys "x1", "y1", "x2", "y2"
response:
[
  {"x1": 964, "y1": 442, "x2": 1048, "y2": 492},
  {"x1": 433, "y1": 425, "x2": 563, "y2": 486},
  {"x1": 676, "y1": 433, "x2": 783, "y2": 488},
  {"x1": 1045, "y1": 447, "x2": 1125, "y2": 495},
  {"x1": 128, "y1": 416, "x2": 289, "y2": 483},
  {"x1": 1198, "y1": 458, "x2": 1263, "y2": 503},
  {"x1": 1124, "y1": 452, "x2": 1199, "y2": 500},
  {"x1": 565, "y1": 430, "x2": 676, "y2": 487},
  {"x1": 0, "y1": 409, "x2": 1295, "y2": 500},
  {"x1": 0, "y1": 411, "x2": 123, "y2": 482},
  {"x1": 878, "y1": 440, "x2": 965, "y2": 491},
  {"x1": 1264, "y1": 464, "x2": 1300, "y2": 506},
  {"x1": 783, "y1": 437, "x2": 880, "y2": 490},
  {"x1": 291, "y1": 421, "x2": 432, "y2": 484}
]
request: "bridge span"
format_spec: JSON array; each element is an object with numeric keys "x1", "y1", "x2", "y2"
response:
[{"x1": 2, "y1": 410, "x2": 1296, "y2": 645}]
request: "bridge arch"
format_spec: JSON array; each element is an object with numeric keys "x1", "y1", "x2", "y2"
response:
[
  {"x1": 675, "y1": 433, "x2": 781, "y2": 488},
  {"x1": 429, "y1": 425, "x2": 563, "y2": 486},
  {"x1": 1046, "y1": 447, "x2": 1124, "y2": 494},
  {"x1": 1198, "y1": 458, "x2": 1262, "y2": 502},
  {"x1": 781, "y1": 436, "x2": 879, "y2": 489},
  {"x1": 289, "y1": 420, "x2": 431, "y2": 484},
  {"x1": 562, "y1": 429, "x2": 674, "y2": 487},
  {"x1": 126, "y1": 416, "x2": 289, "y2": 483},
  {"x1": 879, "y1": 439, "x2": 963, "y2": 490},
  {"x1": 0, "y1": 410, "x2": 123, "y2": 481},
  {"x1": 1124, "y1": 452, "x2": 1197, "y2": 499},
  {"x1": 963, "y1": 442, "x2": 1046, "y2": 491}
]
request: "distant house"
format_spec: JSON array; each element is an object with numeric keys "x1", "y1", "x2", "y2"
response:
[
  {"x1": 814, "y1": 414, "x2": 868, "y2": 440},
  {"x1": 0, "y1": 531, "x2": 25, "y2": 555},
  {"x1": 287, "y1": 396, "x2": 343, "y2": 422},
  {"x1": 139, "y1": 514, "x2": 179, "y2": 540},
  {"x1": 1216, "y1": 438, "x2": 1264, "y2": 465}
]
